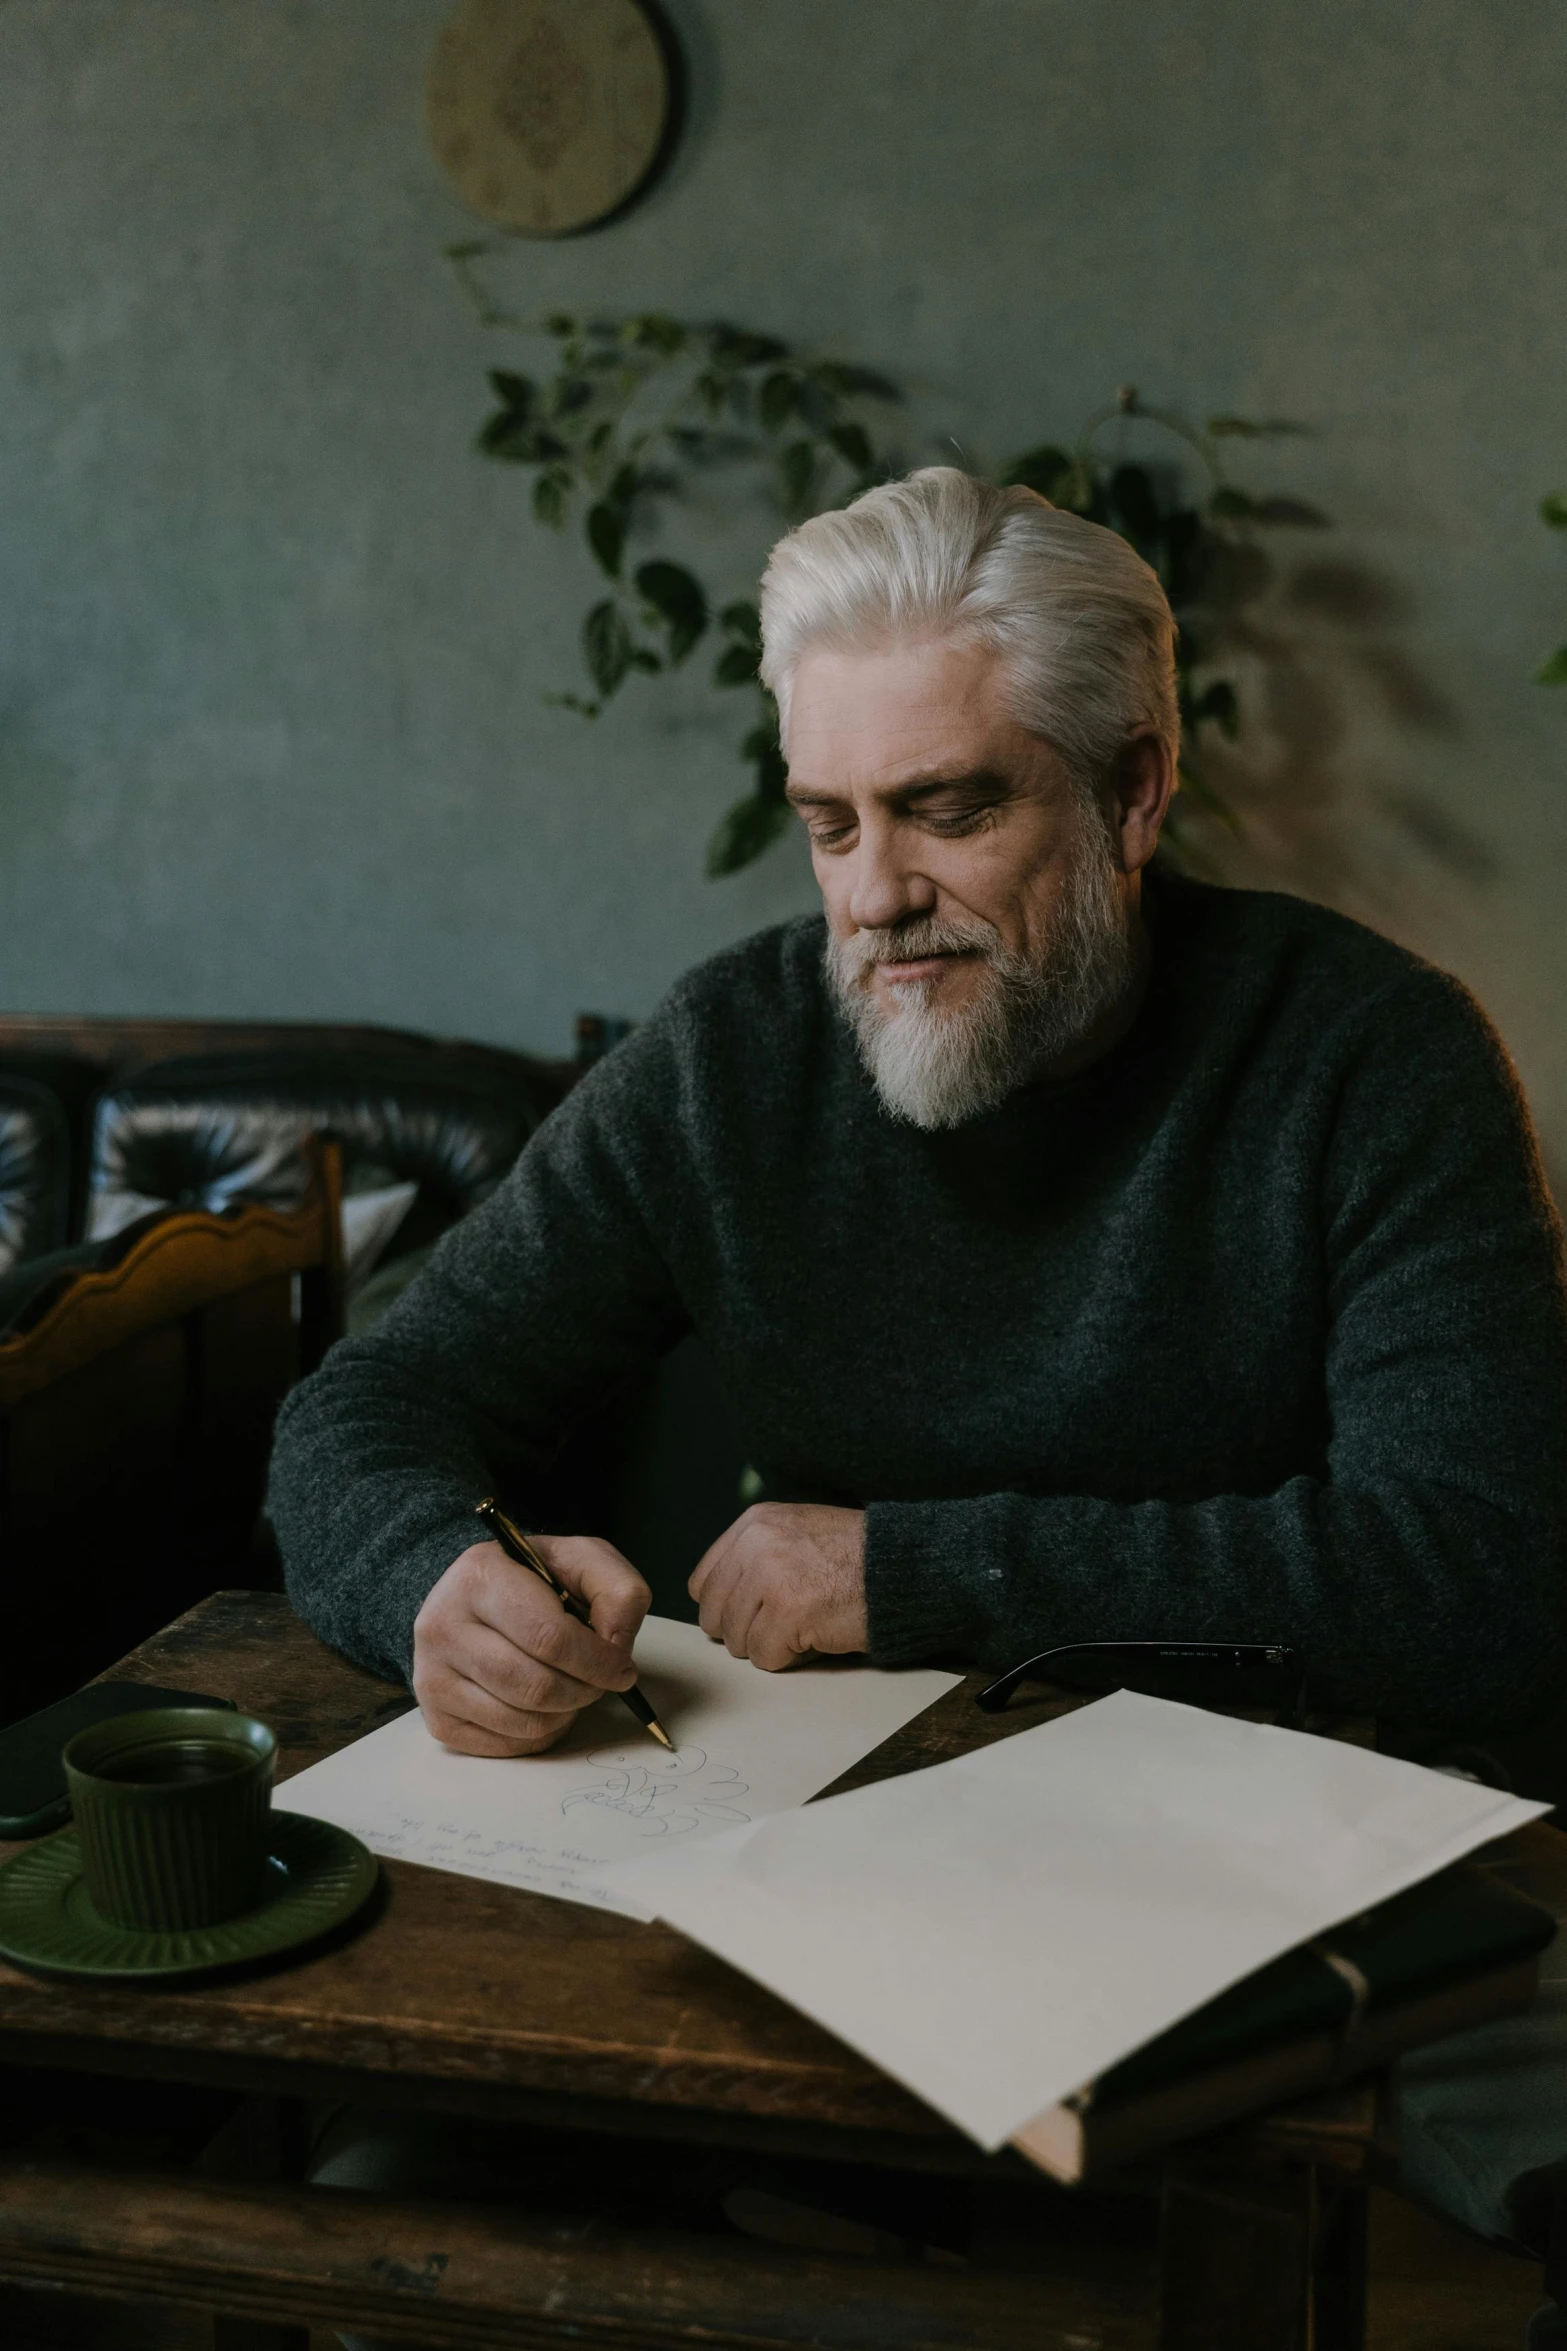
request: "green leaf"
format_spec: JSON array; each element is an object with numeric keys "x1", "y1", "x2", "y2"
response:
[
  {"x1": 749, "y1": 735, "x2": 788, "y2": 798},
  {"x1": 714, "y1": 642, "x2": 759, "y2": 687},
  {"x1": 1534, "y1": 646, "x2": 1567, "y2": 685},
  {"x1": 532, "y1": 470, "x2": 570, "y2": 527},
  {"x1": 710, "y1": 326, "x2": 790, "y2": 368},
  {"x1": 721, "y1": 600, "x2": 762, "y2": 650},
  {"x1": 632, "y1": 312, "x2": 686, "y2": 353},
  {"x1": 1054, "y1": 460, "x2": 1097, "y2": 513},
  {"x1": 1541, "y1": 493, "x2": 1567, "y2": 530},
  {"x1": 1251, "y1": 495, "x2": 1329, "y2": 527},
  {"x1": 488, "y1": 370, "x2": 536, "y2": 415},
  {"x1": 811, "y1": 360, "x2": 901, "y2": 401},
  {"x1": 635, "y1": 560, "x2": 709, "y2": 662},
  {"x1": 586, "y1": 502, "x2": 625, "y2": 577},
  {"x1": 828, "y1": 420, "x2": 872, "y2": 473},
  {"x1": 1210, "y1": 486, "x2": 1256, "y2": 520},
  {"x1": 705, "y1": 791, "x2": 794, "y2": 876},
  {"x1": 583, "y1": 599, "x2": 632, "y2": 697},
  {"x1": 477, "y1": 413, "x2": 553, "y2": 461},
  {"x1": 1194, "y1": 678, "x2": 1241, "y2": 738},
  {"x1": 759, "y1": 371, "x2": 797, "y2": 433},
  {"x1": 545, "y1": 312, "x2": 578, "y2": 337},
  {"x1": 1109, "y1": 463, "x2": 1161, "y2": 546},
  {"x1": 444, "y1": 239, "x2": 489, "y2": 261},
  {"x1": 1001, "y1": 444, "x2": 1074, "y2": 499},
  {"x1": 629, "y1": 648, "x2": 664, "y2": 673},
  {"x1": 779, "y1": 439, "x2": 817, "y2": 515},
  {"x1": 553, "y1": 376, "x2": 594, "y2": 418}
]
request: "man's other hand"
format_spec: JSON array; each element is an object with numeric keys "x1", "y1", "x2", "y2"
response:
[
  {"x1": 412, "y1": 1535, "x2": 651, "y2": 1756},
  {"x1": 689, "y1": 1503, "x2": 868, "y2": 1669}
]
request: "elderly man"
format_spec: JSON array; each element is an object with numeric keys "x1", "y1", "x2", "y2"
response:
[{"x1": 272, "y1": 469, "x2": 1567, "y2": 2327}]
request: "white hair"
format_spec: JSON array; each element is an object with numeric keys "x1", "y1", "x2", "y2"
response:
[{"x1": 759, "y1": 465, "x2": 1179, "y2": 789}]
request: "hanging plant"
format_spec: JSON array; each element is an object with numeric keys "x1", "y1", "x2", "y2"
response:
[
  {"x1": 1001, "y1": 390, "x2": 1326, "y2": 849},
  {"x1": 451, "y1": 248, "x2": 1327, "y2": 874}
]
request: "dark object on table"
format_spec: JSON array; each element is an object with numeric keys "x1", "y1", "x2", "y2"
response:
[
  {"x1": 0, "y1": 1681, "x2": 237, "y2": 1839},
  {"x1": 63, "y1": 1707, "x2": 278, "y2": 1931},
  {"x1": 0, "y1": 1808, "x2": 378, "y2": 1983},
  {"x1": 977, "y1": 1638, "x2": 1306, "y2": 1724},
  {"x1": 1017, "y1": 1862, "x2": 1556, "y2": 2183}
]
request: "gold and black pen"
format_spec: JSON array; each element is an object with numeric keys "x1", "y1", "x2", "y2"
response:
[{"x1": 474, "y1": 1497, "x2": 675, "y2": 1751}]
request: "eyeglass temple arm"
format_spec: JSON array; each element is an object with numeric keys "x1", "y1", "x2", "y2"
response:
[{"x1": 974, "y1": 1641, "x2": 1304, "y2": 1718}]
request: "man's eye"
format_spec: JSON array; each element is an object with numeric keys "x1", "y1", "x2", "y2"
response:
[
  {"x1": 923, "y1": 806, "x2": 994, "y2": 836},
  {"x1": 805, "y1": 819, "x2": 856, "y2": 848}
]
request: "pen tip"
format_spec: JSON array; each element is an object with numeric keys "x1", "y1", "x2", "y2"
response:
[{"x1": 648, "y1": 1722, "x2": 676, "y2": 1751}]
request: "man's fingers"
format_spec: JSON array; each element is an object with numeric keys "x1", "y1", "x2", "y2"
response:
[
  {"x1": 692, "y1": 1516, "x2": 751, "y2": 1637},
  {"x1": 533, "y1": 1533, "x2": 652, "y2": 1652},
  {"x1": 689, "y1": 1517, "x2": 742, "y2": 1605},
  {"x1": 745, "y1": 1612, "x2": 812, "y2": 1673},
  {"x1": 714, "y1": 1570, "x2": 767, "y2": 1661},
  {"x1": 471, "y1": 1547, "x2": 638, "y2": 1691},
  {"x1": 454, "y1": 1621, "x2": 608, "y2": 1716},
  {"x1": 418, "y1": 1669, "x2": 577, "y2": 1757}
]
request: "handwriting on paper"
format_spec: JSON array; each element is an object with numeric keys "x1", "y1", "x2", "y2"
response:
[
  {"x1": 561, "y1": 1744, "x2": 752, "y2": 1837},
  {"x1": 279, "y1": 1614, "x2": 961, "y2": 1914}
]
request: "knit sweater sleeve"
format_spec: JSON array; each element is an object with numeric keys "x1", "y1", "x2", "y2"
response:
[
  {"x1": 266, "y1": 1021, "x2": 690, "y2": 1685},
  {"x1": 863, "y1": 972, "x2": 1567, "y2": 1737}
]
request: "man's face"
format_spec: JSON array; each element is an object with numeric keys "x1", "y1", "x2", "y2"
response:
[
  {"x1": 784, "y1": 636, "x2": 1107, "y2": 1017},
  {"x1": 784, "y1": 636, "x2": 1149, "y2": 1126}
]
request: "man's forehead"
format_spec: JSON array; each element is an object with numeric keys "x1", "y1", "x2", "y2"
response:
[{"x1": 784, "y1": 642, "x2": 1016, "y2": 796}]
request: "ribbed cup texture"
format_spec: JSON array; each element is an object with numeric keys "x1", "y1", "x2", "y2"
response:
[{"x1": 64, "y1": 1709, "x2": 277, "y2": 1931}]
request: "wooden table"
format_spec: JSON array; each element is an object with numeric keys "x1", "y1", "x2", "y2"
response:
[{"x1": 0, "y1": 1592, "x2": 1391, "y2": 2351}]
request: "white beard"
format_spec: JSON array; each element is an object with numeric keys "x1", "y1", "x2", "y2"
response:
[{"x1": 825, "y1": 820, "x2": 1135, "y2": 1131}]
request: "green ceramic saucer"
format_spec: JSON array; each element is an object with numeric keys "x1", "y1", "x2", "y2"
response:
[{"x1": 0, "y1": 1810, "x2": 378, "y2": 1981}]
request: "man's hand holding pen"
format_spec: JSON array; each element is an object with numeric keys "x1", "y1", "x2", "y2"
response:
[{"x1": 412, "y1": 1534, "x2": 651, "y2": 1757}]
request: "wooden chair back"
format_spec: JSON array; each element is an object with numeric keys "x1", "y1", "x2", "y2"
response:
[{"x1": 0, "y1": 1143, "x2": 343, "y2": 1719}]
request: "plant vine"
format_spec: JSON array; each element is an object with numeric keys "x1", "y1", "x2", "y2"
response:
[{"x1": 451, "y1": 244, "x2": 1327, "y2": 875}]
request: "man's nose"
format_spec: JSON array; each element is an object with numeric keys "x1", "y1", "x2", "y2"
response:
[{"x1": 846, "y1": 826, "x2": 936, "y2": 933}]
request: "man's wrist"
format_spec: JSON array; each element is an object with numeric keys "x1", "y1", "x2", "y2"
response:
[{"x1": 862, "y1": 1498, "x2": 986, "y2": 1666}]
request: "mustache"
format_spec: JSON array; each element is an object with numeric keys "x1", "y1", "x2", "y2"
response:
[{"x1": 832, "y1": 912, "x2": 1008, "y2": 984}]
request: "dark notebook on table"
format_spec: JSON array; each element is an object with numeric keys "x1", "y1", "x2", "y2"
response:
[{"x1": 1012, "y1": 1862, "x2": 1555, "y2": 2184}]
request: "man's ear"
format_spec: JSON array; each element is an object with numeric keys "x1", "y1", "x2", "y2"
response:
[{"x1": 1111, "y1": 732, "x2": 1177, "y2": 873}]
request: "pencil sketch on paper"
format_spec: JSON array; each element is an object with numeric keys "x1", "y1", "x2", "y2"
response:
[{"x1": 560, "y1": 1743, "x2": 752, "y2": 1838}]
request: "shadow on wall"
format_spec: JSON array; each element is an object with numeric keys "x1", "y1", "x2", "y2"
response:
[{"x1": 1180, "y1": 546, "x2": 1494, "y2": 906}]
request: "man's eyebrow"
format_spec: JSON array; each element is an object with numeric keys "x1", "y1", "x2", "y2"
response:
[{"x1": 784, "y1": 767, "x2": 1012, "y2": 809}]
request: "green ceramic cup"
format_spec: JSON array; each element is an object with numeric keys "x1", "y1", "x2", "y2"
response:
[{"x1": 62, "y1": 1708, "x2": 277, "y2": 1931}]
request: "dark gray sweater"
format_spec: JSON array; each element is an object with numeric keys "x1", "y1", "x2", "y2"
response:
[{"x1": 270, "y1": 877, "x2": 1567, "y2": 1735}]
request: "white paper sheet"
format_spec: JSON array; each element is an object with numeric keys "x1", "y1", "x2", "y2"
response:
[
  {"x1": 279, "y1": 1615, "x2": 958, "y2": 1917},
  {"x1": 609, "y1": 1689, "x2": 1549, "y2": 2149}
]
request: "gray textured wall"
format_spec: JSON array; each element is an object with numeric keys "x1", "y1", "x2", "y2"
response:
[{"x1": 1, "y1": 2, "x2": 1564, "y2": 1166}]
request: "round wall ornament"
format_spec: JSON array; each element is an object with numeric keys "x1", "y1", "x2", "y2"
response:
[{"x1": 426, "y1": 0, "x2": 679, "y2": 238}]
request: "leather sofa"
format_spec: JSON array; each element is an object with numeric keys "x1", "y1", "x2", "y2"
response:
[
  {"x1": 0, "y1": 1011, "x2": 748, "y2": 1637},
  {"x1": 0, "y1": 1074, "x2": 69, "y2": 1273},
  {"x1": 0, "y1": 1015, "x2": 573, "y2": 1286}
]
